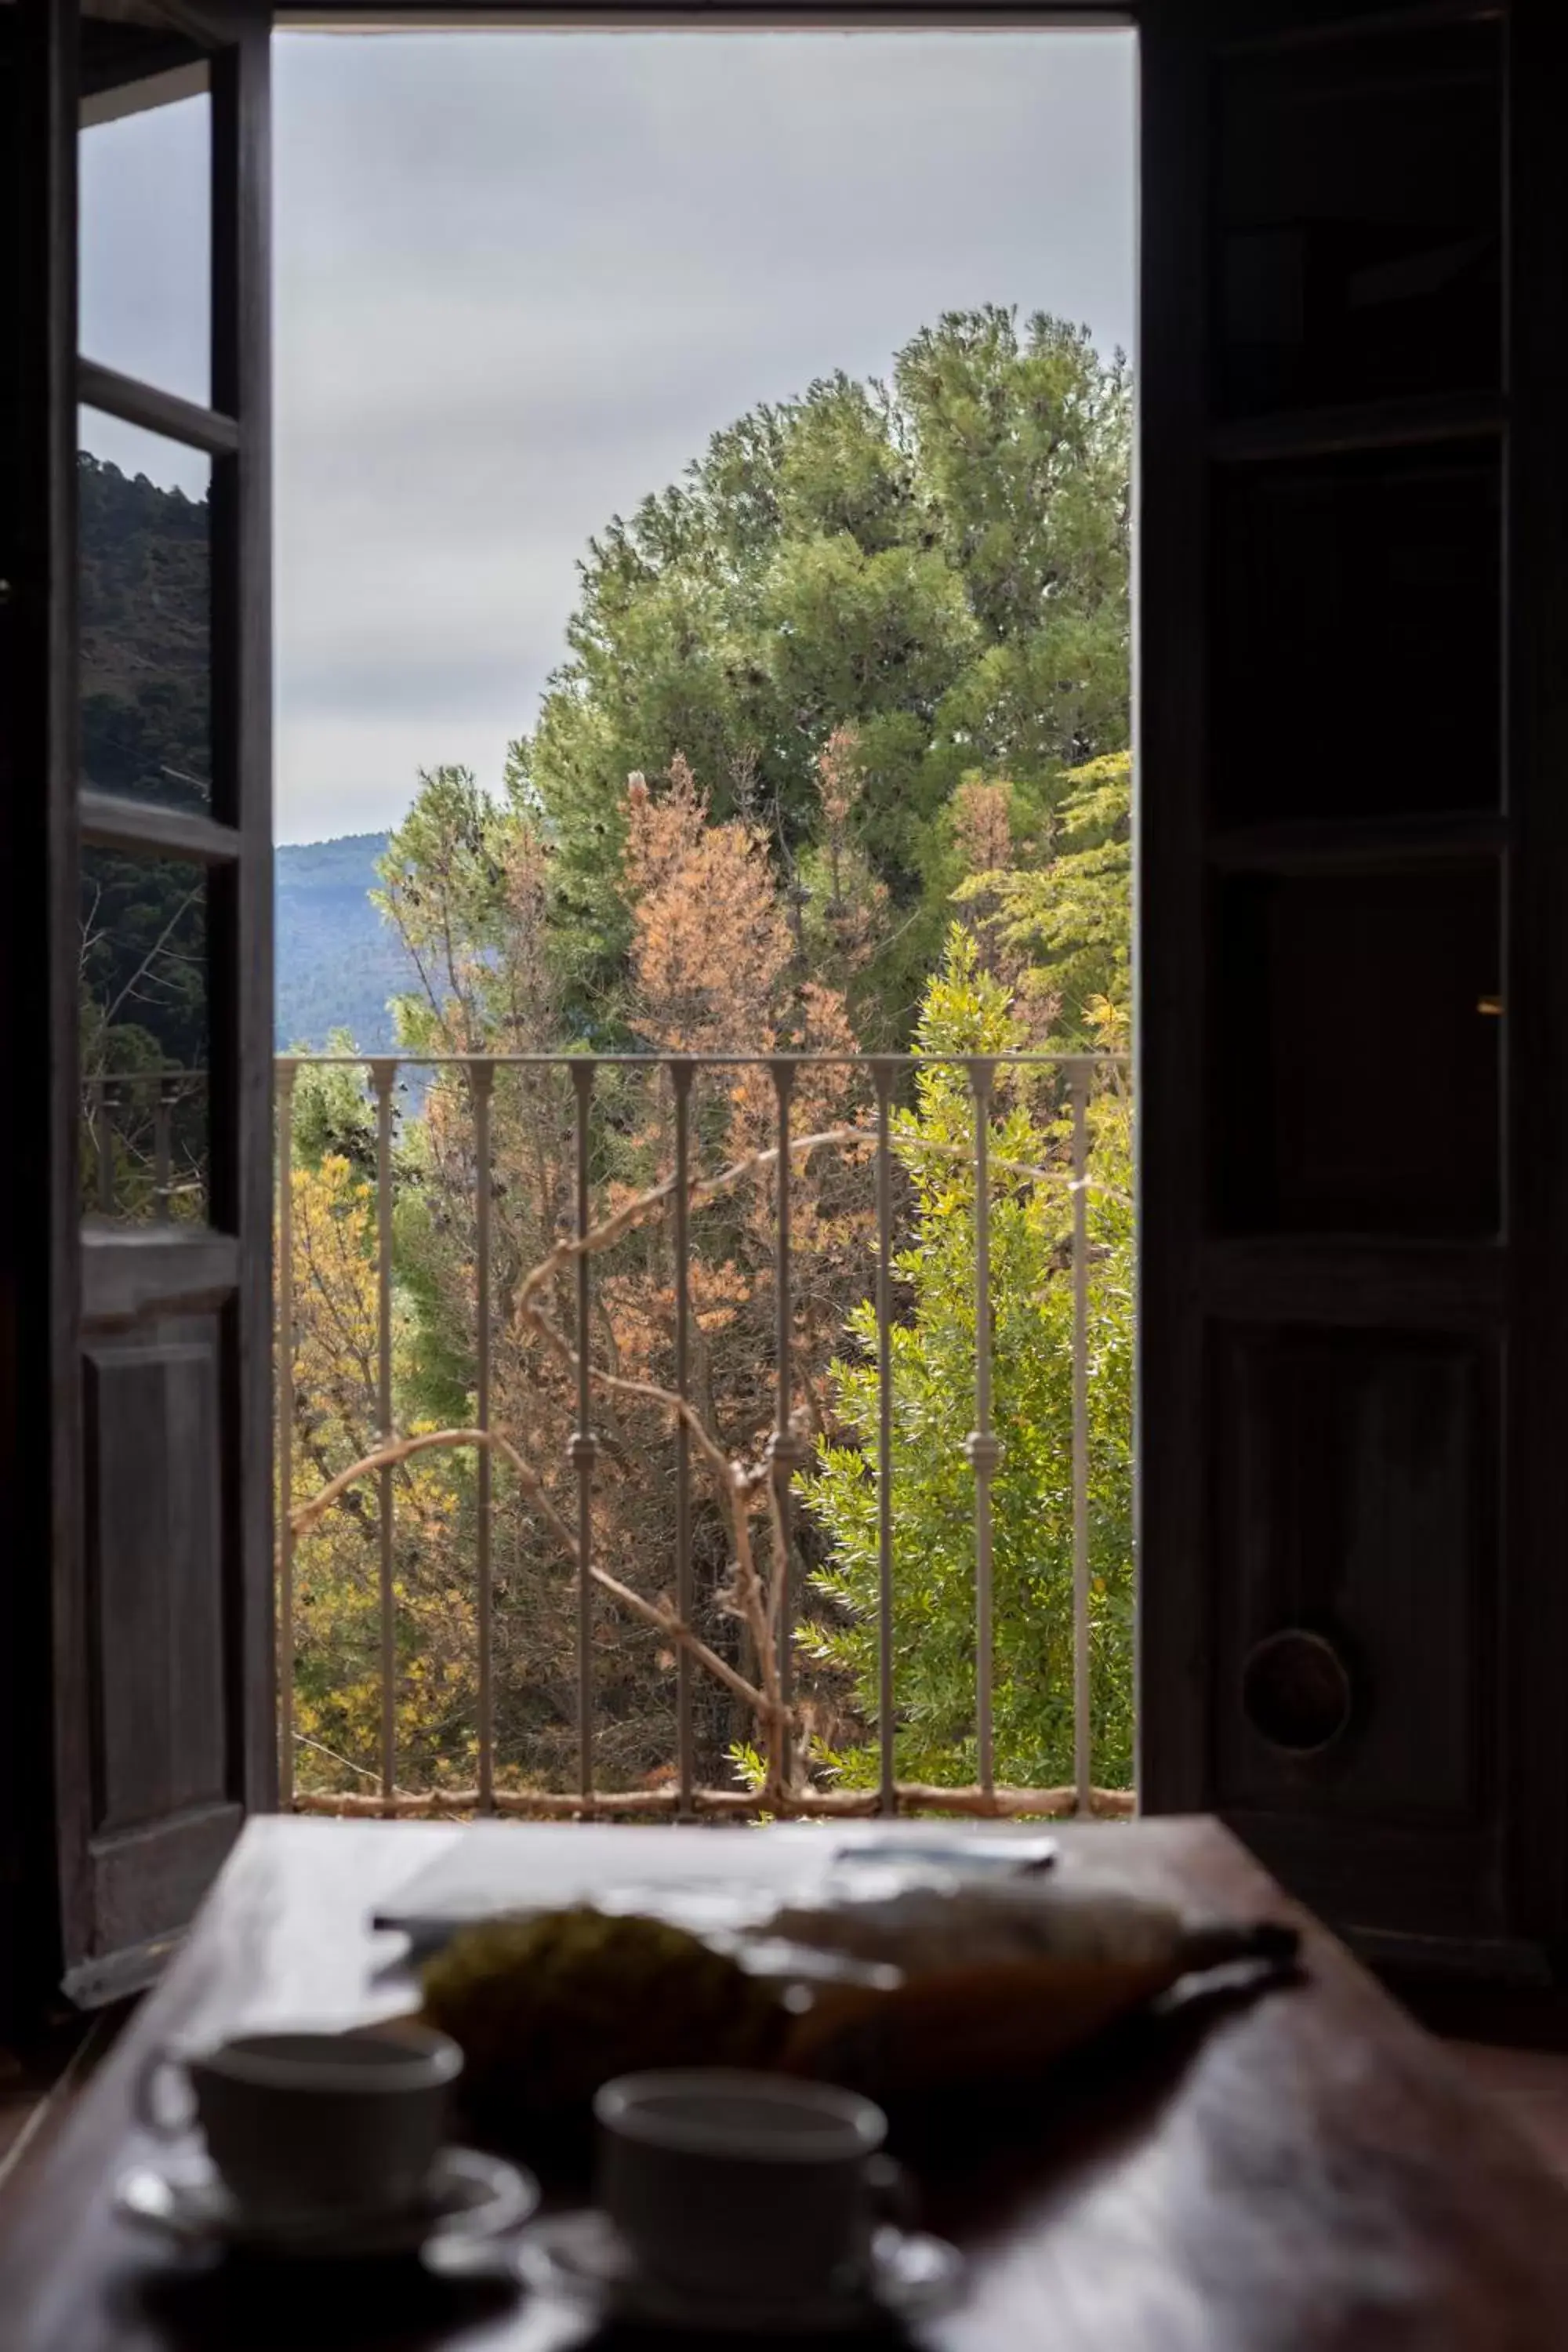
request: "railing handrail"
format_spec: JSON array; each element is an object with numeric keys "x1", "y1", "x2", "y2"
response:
[
  {"x1": 83, "y1": 1066, "x2": 209, "y2": 1220},
  {"x1": 276, "y1": 1049, "x2": 1127, "y2": 1068}
]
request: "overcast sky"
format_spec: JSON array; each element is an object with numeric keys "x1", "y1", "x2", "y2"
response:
[{"x1": 80, "y1": 31, "x2": 1134, "y2": 845}]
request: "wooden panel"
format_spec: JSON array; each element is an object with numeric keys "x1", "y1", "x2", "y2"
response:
[
  {"x1": 1135, "y1": 1, "x2": 1557, "y2": 1998},
  {"x1": 1226, "y1": 1813, "x2": 1507, "y2": 1953},
  {"x1": 1209, "y1": 1324, "x2": 1495, "y2": 1827},
  {"x1": 82, "y1": 1327, "x2": 227, "y2": 1835},
  {"x1": 81, "y1": 1226, "x2": 238, "y2": 1327},
  {"x1": 1214, "y1": 16, "x2": 1502, "y2": 416},
  {"x1": 1206, "y1": 1317, "x2": 1504, "y2": 1947},
  {"x1": 1214, "y1": 865, "x2": 1501, "y2": 1236},
  {"x1": 1200, "y1": 1238, "x2": 1502, "y2": 1330},
  {"x1": 85, "y1": 1800, "x2": 241, "y2": 1989},
  {"x1": 1211, "y1": 442, "x2": 1502, "y2": 825}
]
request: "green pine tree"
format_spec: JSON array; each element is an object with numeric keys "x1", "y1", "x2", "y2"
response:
[{"x1": 510, "y1": 308, "x2": 1131, "y2": 1033}]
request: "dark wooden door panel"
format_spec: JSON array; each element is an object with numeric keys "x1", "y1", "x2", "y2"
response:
[
  {"x1": 1209, "y1": 1325, "x2": 1494, "y2": 1831},
  {"x1": 72, "y1": 1301, "x2": 252, "y2": 1998},
  {"x1": 80, "y1": 1804, "x2": 243, "y2": 1999},
  {"x1": 38, "y1": 1, "x2": 275, "y2": 2007},
  {"x1": 1214, "y1": 866, "x2": 1502, "y2": 1236},
  {"x1": 1212, "y1": 16, "x2": 1504, "y2": 417},
  {"x1": 1138, "y1": 0, "x2": 1568, "y2": 1988},
  {"x1": 1211, "y1": 444, "x2": 1503, "y2": 825},
  {"x1": 84, "y1": 1327, "x2": 229, "y2": 1833}
]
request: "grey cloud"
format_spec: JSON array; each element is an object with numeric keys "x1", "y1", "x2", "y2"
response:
[
  {"x1": 85, "y1": 30, "x2": 1136, "y2": 840},
  {"x1": 280, "y1": 644, "x2": 538, "y2": 718},
  {"x1": 79, "y1": 87, "x2": 212, "y2": 410}
]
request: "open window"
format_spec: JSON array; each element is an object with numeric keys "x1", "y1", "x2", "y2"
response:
[{"x1": 6, "y1": 0, "x2": 1568, "y2": 2027}]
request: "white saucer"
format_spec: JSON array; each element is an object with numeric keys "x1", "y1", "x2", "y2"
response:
[
  {"x1": 515, "y1": 2207, "x2": 965, "y2": 2334},
  {"x1": 114, "y1": 2143, "x2": 539, "y2": 2262}
]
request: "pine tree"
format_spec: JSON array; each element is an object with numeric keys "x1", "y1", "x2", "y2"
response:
[{"x1": 509, "y1": 309, "x2": 1131, "y2": 1031}]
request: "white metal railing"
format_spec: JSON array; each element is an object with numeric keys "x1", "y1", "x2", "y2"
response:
[{"x1": 274, "y1": 1051, "x2": 1134, "y2": 1824}]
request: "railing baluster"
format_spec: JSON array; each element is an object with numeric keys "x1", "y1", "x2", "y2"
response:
[
  {"x1": 570, "y1": 1060, "x2": 597, "y2": 1810},
  {"x1": 275, "y1": 1059, "x2": 296, "y2": 1810},
  {"x1": 196, "y1": 1071, "x2": 209, "y2": 1221},
  {"x1": 96, "y1": 1080, "x2": 115, "y2": 1215},
  {"x1": 873, "y1": 1058, "x2": 897, "y2": 1819},
  {"x1": 469, "y1": 1061, "x2": 495, "y2": 1815},
  {"x1": 1071, "y1": 1058, "x2": 1092, "y2": 1816},
  {"x1": 964, "y1": 1058, "x2": 1000, "y2": 1799},
  {"x1": 671, "y1": 1059, "x2": 696, "y2": 1816},
  {"x1": 370, "y1": 1058, "x2": 397, "y2": 1813},
  {"x1": 153, "y1": 1076, "x2": 174, "y2": 1221},
  {"x1": 768, "y1": 1058, "x2": 809, "y2": 1789}
]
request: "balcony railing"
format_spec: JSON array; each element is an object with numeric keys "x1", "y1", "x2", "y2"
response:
[
  {"x1": 82, "y1": 1067, "x2": 209, "y2": 1222},
  {"x1": 275, "y1": 1051, "x2": 1134, "y2": 1825}
]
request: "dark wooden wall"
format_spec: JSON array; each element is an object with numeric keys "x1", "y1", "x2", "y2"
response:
[{"x1": 0, "y1": 0, "x2": 78, "y2": 2039}]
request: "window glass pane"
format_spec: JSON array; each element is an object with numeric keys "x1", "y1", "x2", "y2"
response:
[
  {"x1": 78, "y1": 16, "x2": 210, "y2": 406},
  {"x1": 1211, "y1": 444, "x2": 1501, "y2": 825},
  {"x1": 1217, "y1": 23, "x2": 1502, "y2": 416},
  {"x1": 80, "y1": 848, "x2": 209, "y2": 1225},
  {"x1": 79, "y1": 406, "x2": 212, "y2": 812}
]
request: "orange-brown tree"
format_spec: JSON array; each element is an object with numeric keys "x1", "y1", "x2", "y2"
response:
[{"x1": 287, "y1": 750, "x2": 881, "y2": 1797}]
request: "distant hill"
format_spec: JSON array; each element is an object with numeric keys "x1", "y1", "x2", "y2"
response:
[{"x1": 275, "y1": 833, "x2": 416, "y2": 1053}]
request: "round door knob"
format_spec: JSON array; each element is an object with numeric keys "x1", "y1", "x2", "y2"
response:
[{"x1": 1241, "y1": 1628, "x2": 1353, "y2": 1757}]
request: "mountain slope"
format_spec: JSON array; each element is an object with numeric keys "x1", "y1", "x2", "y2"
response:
[{"x1": 275, "y1": 833, "x2": 416, "y2": 1053}]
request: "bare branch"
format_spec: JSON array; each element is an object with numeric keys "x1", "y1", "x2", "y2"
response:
[{"x1": 288, "y1": 1423, "x2": 767, "y2": 1721}]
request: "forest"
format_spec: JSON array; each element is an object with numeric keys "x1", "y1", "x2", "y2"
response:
[
  {"x1": 280, "y1": 307, "x2": 1135, "y2": 1809},
  {"x1": 81, "y1": 307, "x2": 1136, "y2": 1806}
]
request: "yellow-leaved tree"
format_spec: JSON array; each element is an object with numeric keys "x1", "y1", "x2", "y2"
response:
[{"x1": 285, "y1": 1152, "x2": 477, "y2": 1794}]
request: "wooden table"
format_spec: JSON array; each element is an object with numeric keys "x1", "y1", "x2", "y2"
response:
[{"x1": 2, "y1": 1816, "x2": 1566, "y2": 2350}]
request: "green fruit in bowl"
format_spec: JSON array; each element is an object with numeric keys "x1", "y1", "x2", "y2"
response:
[{"x1": 421, "y1": 1907, "x2": 786, "y2": 2161}]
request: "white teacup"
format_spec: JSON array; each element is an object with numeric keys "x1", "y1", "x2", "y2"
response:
[
  {"x1": 595, "y1": 2069, "x2": 895, "y2": 2308},
  {"x1": 136, "y1": 2025, "x2": 463, "y2": 2223}
]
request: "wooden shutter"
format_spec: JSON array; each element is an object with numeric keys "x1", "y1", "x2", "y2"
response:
[
  {"x1": 45, "y1": 0, "x2": 275, "y2": 2007},
  {"x1": 1139, "y1": 0, "x2": 1568, "y2": 1991}
]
